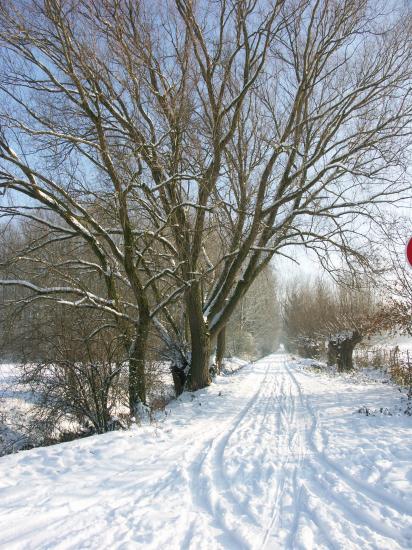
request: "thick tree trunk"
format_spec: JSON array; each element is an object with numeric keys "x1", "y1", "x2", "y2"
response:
[
  {"x1": 171, "y1": 364, "x2": 187, "y2": 397},
  {"x1": 170, "y1": 344, "x2": 189, "y2": 398},
  {"x1": 215, "y1": 326, "x2": 226, "y2": 375},
  {"x1": 327, "y1": 339, "x2": 337, "y2": 366},
  {"x1": 328, "y1": 330, "x2": 362, "y2": 372},
  {"x1": 128, "y1": 313, "x2": 150, "y2": 417},
  {"x1": 171, "y1": 312, "x2": 190, "y2": 396},
  {"x1": 337, "y1": 338, "x2": 359, "y2": 371},
  {"x1": 186, "y1": 282, "x2": 211, "y2": 390}
]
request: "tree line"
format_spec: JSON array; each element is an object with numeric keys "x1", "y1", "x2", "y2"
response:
[{"x1": 282, "y1": 276, "x2": 376, "y2": 370}]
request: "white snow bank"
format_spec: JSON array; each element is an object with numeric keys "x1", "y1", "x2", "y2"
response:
[
  {"x1": 0, "y1": 354, "x2": 411, "y2": 549},
  {"x1": 0, "y1": 364, "x2": 36, "y2": 454},
  {"x1": 220, "y1": 356, "x2": 249, "y2": 375}
]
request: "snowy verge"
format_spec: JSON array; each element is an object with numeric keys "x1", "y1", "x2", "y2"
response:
[
  {"x1": 0, "y1": 364, "x2": 36, "y2": 455},
  {"x1": 220, "y1": 356, "x2": 250, "y2": 375},
  {"x1": 293, "y1": 355, "x2": 412, "y2": 416},
  {"x1": 293, "y1": 356, "x2": 392, "y2": 384}
]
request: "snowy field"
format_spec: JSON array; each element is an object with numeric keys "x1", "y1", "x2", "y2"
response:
[{"x1": 0, "y1": 353, "x2": 412, "y2": 549}]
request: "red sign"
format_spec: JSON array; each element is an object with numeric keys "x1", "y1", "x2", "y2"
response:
[{"x1": 407, "y1": 238, "x2": 412, "y2": 267}]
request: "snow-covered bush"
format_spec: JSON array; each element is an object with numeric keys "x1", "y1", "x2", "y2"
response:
[
  {"x1": 17, "y1": 311, "x2": 131, "y2": 438},
  {"x1": 22, "y1": 358, "x2": 128, "y2": 436},
  {"x1": 297, "y1": 337, "x2": 322, "y2": 359}
]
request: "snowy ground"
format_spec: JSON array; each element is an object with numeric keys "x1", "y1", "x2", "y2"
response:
[
  {"x1": 1, "y1": 353, "x2": 412, "y2": 549},
  {"x1": 0, "y1": 363, "x2": 35, "y2": 454}
]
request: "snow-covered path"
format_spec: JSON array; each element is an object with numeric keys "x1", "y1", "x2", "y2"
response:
[{"x1": 1, "y1": 354, "x2": 412, "y2": 549}]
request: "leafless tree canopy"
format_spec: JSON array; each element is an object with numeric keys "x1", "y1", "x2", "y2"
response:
[{"x1": 0, "y1": 0, "x2": 411, "y2": 414}]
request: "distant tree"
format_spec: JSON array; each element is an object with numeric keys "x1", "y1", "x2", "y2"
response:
[
  {"x1": 282, "y1": 278, "x2": 335, "y2": 357},
  {"x1": 282, "y1": 275, "x2": 376, "y2": 370},
  {"x1": 327, "y1": 284, "x2": 376, "y2": 371},
  {"x1": 226, "y1": 268, "x2": 280, "y2": 360}
]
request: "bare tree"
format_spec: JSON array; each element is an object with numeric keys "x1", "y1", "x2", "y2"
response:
[
  {"x1": 225, "y1": 267, "x2": 280, "y2": 361},
  {"x1": 0, "y1": 0, "x2": 411, "y2": 399},
  {"x1": 282, "y1": 275, "x2": 377, "y2": 370},
  {"x1": 326, "y1": 285, "x2": 374, "y2": 371},
  {"x1": 22, "y1": 309, "x2": 128, "y2": 436},
  {"x1": 168, "y1": 0, "x2": 412, "y2": 387},
  {"x1": 0, "y1": 0, "x2": 201, "y2": 414},
  {"x1": 0, "y1": 0, "x2": 287, "y2": 394},
  {"x1": 282, "y1": 277, "x2": 332, "y2": 356}
]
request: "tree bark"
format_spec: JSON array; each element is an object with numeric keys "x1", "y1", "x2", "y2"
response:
[
  {"x1": 337, "y1": 338, "x2": 358, "y2": 372},
  {"x1": 170, "y1": 341, "x2": 189, "y2": 398},
  {"x1": 186, "y1": 282, "x2": 211, "y2": 390},
  {"x1": 327, "y1": 339, "x2": 337, "y2": 366},
  {"x1": 215, "y1": 326, "x2": 226, "y2": 375},
  {"x1": 171, "y1": 364, "x2": 186, "y2": 397},
  {"x1": 328, "y1": 330, "x2": 362, "y2": 372},
  {"x1": 128, "y1": 312, "x2": 150, "y2": 416}
]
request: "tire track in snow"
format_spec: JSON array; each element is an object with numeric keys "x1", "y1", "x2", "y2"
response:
[
  {"x1": 3, "y1": 354, "x2": 411, "y2": 550},
  {"x1": 189, "y1": 356, "x2": 298, "y2": 549},
  {"x1": 262, "y1": 358, "x2": 323, "y2": 550},
  {"x1": 260, "y1": 365, "x2": 303, "y2": 549},
  {"x1": 187, "y1": 360, "x2": 273, "y2": 548}
]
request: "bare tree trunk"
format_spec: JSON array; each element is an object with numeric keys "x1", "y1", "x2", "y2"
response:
[
  {"x1": 215, "y1": 326, "x2": 226, "y2": 375},
  {"x1": 337, "y1": 339, "x2": 357, "y2": 372},
  {"x1": 170, "y1": 342, "x2": 189, "y2": 398},
  {"x1": 171, "y1": 364, "x2": 186, "y2": 397},
  {"x1": 329, "y1": 330, "x2": 362, "y2": 372},
  {"x1": 186, "y1": 282, "x2": 211, "y2": 390},
  {"x1": 170, "y1": 311, "x2": 190, "y2": 396},
  {"x1": 327, "y1": 338, "x2": 337, "y2": 366},
  {"x1": 128, "y1": 312, "x2": 150, "y2": 416}
]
